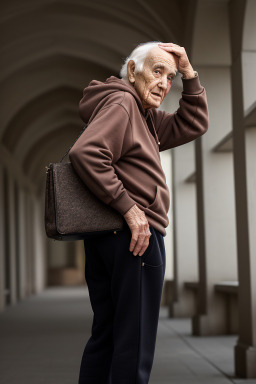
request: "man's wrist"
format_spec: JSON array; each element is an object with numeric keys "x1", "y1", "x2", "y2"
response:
[
  {"x1": 182, "y1": 70, "x2": 198, "y2": 79},
  {"x1": 181, "y1": 71, "x2": 202, "y2": 94}
]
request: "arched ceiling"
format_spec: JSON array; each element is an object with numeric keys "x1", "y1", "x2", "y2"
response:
[{"x1": 0, "y1": 0, "x2": 191, "y2": 193}]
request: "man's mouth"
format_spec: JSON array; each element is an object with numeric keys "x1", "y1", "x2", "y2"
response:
[{"x1": 151, "y1": 92, "x2": 162, "y2": 99}]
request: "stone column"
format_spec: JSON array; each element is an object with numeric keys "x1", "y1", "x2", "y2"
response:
[
  {"x1": 24, "y1": 193, "x2": 35, "y2": 295},
  {"x1": 232, "y1": 56, "x2": 256, "y2": 378},
  {"x1": 7, "y1": 171, "x2": 17, "y2": 305},
  {"x1": 231, "y1": 49, "x2": 256, "y2": 380},
  {"x1": 32, "y1": 195, "x2": 47, "y2": 293},
  {"x1": 17, "y1": 187, "x2": 27, "y2": 299},
  {"x1": 229, "y1": 0, "x2": 256, "y2": 376},
  {"x1": 234, "y1": 124, "x2": 256, "y2": 377},
  {"x1": 0, "y1": 163, "x2": 5, "y2": 311}
]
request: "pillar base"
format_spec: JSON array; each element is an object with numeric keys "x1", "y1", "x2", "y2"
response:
[
  {"x1": 192, "y1": 314, "x2": 228, "y2": 336},
  {"x1": 169, "y1": 300, "x2": 197, "y2": 318},
  {"x1": 235, "y1": 341, "x2": 256, "y2": 378},
  {"x1": 161, "y1": 279, "x2": 174, "y2": 307},
  {"x1": 192, "y1": 314, "x2": 209, "y2": 336}
]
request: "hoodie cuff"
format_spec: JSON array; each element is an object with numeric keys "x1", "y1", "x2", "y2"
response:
[
  {"x1": 109, "y1": 191, "x2": 137, "y2": 215},
  {"x1": 182, "y1": 72, "x2": 204, "y2": 95}
]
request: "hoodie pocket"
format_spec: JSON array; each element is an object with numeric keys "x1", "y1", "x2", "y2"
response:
[{"x1": 147, "y1": 185, "x2": 160, "y2": 211}]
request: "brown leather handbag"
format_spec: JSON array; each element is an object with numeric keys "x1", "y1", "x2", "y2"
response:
[{"x1": 44, "y1": 124, "x2": 125, "y2": 241}]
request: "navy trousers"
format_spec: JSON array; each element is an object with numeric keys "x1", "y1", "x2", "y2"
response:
[{"x1": 78, "y1": 220, "x2": 166, "y2": 384}]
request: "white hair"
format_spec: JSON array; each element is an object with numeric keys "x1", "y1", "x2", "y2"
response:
[{"x1": 119, "y1": 41, "x2": 163, "y2": 81}]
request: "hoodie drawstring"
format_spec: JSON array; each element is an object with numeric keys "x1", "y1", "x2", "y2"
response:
[{"x1": 147, "y1": 112, "x2": 160, "y2": 147}]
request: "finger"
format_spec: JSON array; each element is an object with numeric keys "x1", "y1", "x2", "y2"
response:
[
  {"x1": 158, "y1": 42, "x2": 182, "y2": 48},
  {"x1": 158, "y1": 42, "x2": 179, "y2": 47},
  {"x1": 159, "y1": 45, "x2": 182, "y2": 53},
  {"x1": 129, "y1": 229, "x2": 139, "y2": 252},
  {"x1": 133, "y1": 235, "x2": 145, "y2": 256},
  {"x1": 138, "y1": 235, "x2": 151, "y2": 257},
  {"x1": 138, "y1": 242, "x2": 149, "y2": 257},
  {"x1": 160, "y1": 45, "x2": 182, "y2": 52},
  {"x1": 134, "y1": 228, "x2": 151, "y2": 256},
  {"x1": 158, "y1": 46, "x2": 182, "y2": 56}
]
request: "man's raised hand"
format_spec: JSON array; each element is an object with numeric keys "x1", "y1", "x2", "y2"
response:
[{"x1": 158, "y1": 42, "x2": 195, "y2": 79}]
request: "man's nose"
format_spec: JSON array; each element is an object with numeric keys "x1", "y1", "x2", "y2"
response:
[{"x1": 159, "y1": 76, "x2": 168, "y2": 89}]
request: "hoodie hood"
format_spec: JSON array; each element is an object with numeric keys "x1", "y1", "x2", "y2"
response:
[
  {"x1": 78, "y1": 75, "x2": 151, "y2": 123},
  {"x1": 78, "y1": 75, "x2": 160, "y2": 145}
]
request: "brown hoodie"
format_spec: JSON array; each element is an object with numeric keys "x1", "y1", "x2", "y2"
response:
[{"x1": 69, "y1": 75, "x2": 209, "y2": 236}]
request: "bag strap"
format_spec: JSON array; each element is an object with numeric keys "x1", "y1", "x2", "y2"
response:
[{"x1": 60, "y1": 123, "x2": 88, "y2": 163}]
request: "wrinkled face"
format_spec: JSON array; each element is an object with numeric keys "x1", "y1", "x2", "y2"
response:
[{"x1": 132, "y1": 47, "x2": 178, "y2": 109}]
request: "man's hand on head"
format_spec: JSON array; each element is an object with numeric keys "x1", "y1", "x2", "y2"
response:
[{"x1": 158, "y1": 42, "x2": 195, "y2": 79}]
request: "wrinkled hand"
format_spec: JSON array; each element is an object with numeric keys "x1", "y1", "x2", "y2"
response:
[
  {"x1": 124, "y1": 204, "x2": 151, "y2": 257},
  {"x1": 158, "y1": 42, "x2": 195, "y2": 78}
]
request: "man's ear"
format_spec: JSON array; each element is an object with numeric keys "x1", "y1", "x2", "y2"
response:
[{"x1": 127, "y1": 60, "x2": 136, "y2": 84}]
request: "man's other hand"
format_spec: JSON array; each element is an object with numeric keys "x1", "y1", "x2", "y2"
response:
[{"x1": 124, "y1": 205, "x2": 151, "y2": 257}]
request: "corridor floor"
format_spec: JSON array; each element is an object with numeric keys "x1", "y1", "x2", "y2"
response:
[{"x1": 0, "y1": 287, "x2": 255, "y2": 384}]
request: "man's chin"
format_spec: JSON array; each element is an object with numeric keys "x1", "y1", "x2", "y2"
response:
[
  {"x1": 150, "y1": 101, "x2": 161, "y2": 108},
  {"x1": 143, "y1": 99, "x2": 161, "y2": 109},
  {"x1": 147, "y1": 99, "x2": 161, "y2": 108}
]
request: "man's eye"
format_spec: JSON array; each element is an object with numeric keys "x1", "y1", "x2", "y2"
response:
[{"x1": 154, "y1": 70, "x2": 160, "y2": 74}]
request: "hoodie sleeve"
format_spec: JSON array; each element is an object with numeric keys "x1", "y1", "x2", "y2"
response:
[
  {"x1": 152, "y1": 74, "x2": 209, "y2": 152},
  {"x1": 69, "y1": 103, "x2": 137, "y2": 215}
]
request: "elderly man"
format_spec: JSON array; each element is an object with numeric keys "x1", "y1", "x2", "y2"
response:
[{"x1": 69, "y1": 41, "x2": 209, "y2": 384}]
